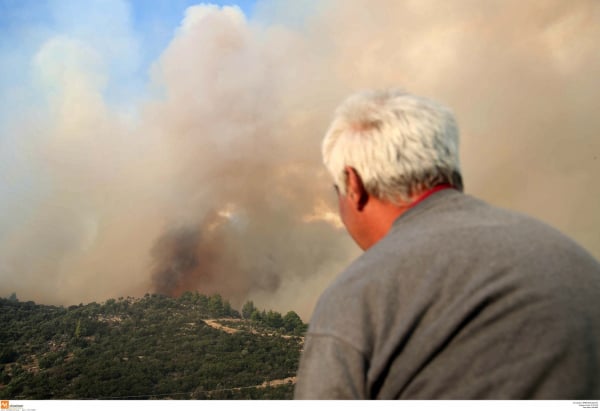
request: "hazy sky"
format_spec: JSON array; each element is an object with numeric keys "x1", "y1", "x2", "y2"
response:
[{"x1": 1, "y1": 0, "x2": 599, "y2": 320}]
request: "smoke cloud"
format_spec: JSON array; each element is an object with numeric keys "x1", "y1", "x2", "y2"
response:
[{"x1": 1, "y1": 0, "x2": 599, "y2": 319}]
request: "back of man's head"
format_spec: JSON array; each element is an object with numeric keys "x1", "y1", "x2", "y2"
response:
[{"x1": 322, "y1": 89, "x2": 463, "y2": 204}]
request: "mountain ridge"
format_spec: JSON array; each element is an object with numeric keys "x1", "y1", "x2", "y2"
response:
[{"x1": 0, "y1": 293, "x2": 306, "y2": 399}]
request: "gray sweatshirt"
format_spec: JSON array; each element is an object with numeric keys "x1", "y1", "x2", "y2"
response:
[{"x1": 295, "y1": 189, "x2": 600, "y2": 399}]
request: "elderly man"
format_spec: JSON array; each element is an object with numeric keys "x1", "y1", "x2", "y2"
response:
[{"x1": 294, "y1": 89, "x2": 600, "y2": 399}]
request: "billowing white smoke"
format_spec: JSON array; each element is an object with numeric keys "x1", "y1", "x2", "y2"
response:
[{"x1": 1, "y1": 0, "x2": 598, "y2": 319}]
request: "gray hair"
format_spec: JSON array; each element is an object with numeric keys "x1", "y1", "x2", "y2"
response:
[{"x1": 322, "y1": 89, "x2": 463, "y2": 204}]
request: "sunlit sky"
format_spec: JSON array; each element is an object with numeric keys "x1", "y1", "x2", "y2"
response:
[{"x1": 0, "y1": 0, "x2": 256, "y2": 114}]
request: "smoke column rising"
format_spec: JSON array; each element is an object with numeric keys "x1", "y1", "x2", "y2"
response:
[{"x1": 1, "y1": 0, "x2": 599, "y2": 319}]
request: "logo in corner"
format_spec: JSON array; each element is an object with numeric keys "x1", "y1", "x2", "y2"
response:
[{"x1": 0, "y1": 400, "x2": 8, "y2": 410}]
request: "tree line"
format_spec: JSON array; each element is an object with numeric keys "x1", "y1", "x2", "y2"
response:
[{"x1": 0, "y1": 292, "x2": 306, "y2": 399}]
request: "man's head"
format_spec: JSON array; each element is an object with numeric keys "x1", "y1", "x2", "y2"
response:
[{"x1": 323, "y1": 89, "x2": 463, "y2": 249}]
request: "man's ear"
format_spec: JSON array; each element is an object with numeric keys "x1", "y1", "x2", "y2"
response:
[{"x1": 344, "y1": 166, "x2": 369, "y2": 211}]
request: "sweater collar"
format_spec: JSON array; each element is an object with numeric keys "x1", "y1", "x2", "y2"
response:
[
  {"x1": 392, "y1": 184, "x2": 458, "y2": 228},
  {"x1": 409, "y1": 184, "x2": 455, "y2": 208}
]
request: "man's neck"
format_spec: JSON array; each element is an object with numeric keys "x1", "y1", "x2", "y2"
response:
[{"x1": 360, "y1": 185, "x2": 455, "y2": 250}]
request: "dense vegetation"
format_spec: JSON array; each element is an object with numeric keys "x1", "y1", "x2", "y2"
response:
[{"x1": 0, "y1": 292, "x2": 306, "y2": 399}]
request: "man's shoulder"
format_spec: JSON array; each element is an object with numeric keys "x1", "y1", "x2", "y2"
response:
[
  {"x1": 306, "y1": 248, "x2": 389, "y2": 352},
  {"x1": 309, "y1": 252, "x2": 376, "y2": 324},
  {"x1": 399, "y1": 190, "x2": 592, "y2": 251}
]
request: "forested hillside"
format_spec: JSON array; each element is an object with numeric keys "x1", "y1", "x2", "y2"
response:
[{"x1": 0, "y1": 292, "x2": 306, "y2": 399}]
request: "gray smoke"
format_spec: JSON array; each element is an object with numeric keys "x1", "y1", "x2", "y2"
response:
[{"x1": 1, "y1": 1, "x2": 598, "y2": 319}]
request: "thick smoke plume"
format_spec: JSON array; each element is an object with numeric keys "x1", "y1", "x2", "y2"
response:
[{"x1": 1, "y1": 1, "x2": 599, "y2": 319}]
